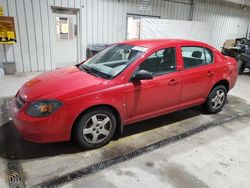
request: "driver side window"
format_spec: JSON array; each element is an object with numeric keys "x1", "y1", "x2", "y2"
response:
[{"x1": 139, "y1": 47, "x2": 176, "y2": 77}]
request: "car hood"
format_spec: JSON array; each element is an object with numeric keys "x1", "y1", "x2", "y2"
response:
[{"x1": 19, "y1": 66, "x2": 107, "y2": 102}]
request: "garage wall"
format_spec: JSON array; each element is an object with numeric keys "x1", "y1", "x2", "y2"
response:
[
  {"x1": 193, "y1": 0, "x2": 250, "y2": 49},
  {"x1": 1, "y1": 0, "x2": 51, "y2": 72},
  {"x1": 82, "y1": 0, "x2": 191, "y2": 44},
  {"x1": 0, "y1": 0, "x2": 191, "y2": 72},
  {"x1": 0, "y1": 0, "x2": 250, "y2": 73}
]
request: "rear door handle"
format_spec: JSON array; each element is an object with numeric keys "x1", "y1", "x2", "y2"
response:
[
  {"x1": 168, "y1": 79, "x2": 178, "y2": 86},
  {"x1": 206, "y1": 71, "x2": 215, "y2": 77}
]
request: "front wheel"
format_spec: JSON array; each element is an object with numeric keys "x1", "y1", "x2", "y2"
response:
[
  {"x1": 202, "y1": 85, "x2": 227, "y2": 114},
  {"x1": 73, "y1": 107, "x2": 117, "y2": 149}
]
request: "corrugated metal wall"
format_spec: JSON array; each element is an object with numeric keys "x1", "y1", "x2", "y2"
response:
[
  {"x1": 0, "y1": 0, "x2": 250, "y2": 72},
  {"x1": 193, "y1": 0, "x2": 250, "y2": 49},
  {"x1": 0, "y1": 0, "x2": 191, "y2": 72},
  {"x1": 83, "y1": 0, "x2": 191, "y2": 44}
]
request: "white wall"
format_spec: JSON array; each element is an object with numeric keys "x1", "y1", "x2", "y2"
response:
[
  {"x1": 140, "y1": 18, "x2": 215, "y2": 44},
  {"x1": 0, "y1": 0, "x2": 191, "y2": 72},
  {"x1": 193, "y1": 0, "x2": 250, "y2": 49},
  {"x1": 0, "y1": 0, "x2": 249, "y2": 72}
]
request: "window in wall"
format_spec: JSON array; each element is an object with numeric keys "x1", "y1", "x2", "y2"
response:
[
  {"x1": 139, "y1": 47, "x2": 176, "y2": 76},
  {"x1": 126, "y1": 14, "x2": 160, "y2": 40},
  {"x1": 56, "y1": 17, "x2": 74, "y2": 40}
]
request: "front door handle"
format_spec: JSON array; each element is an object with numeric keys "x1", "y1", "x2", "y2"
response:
[
  {"x1": 168, "y1": 79, "x2": 178, "y2": 86},
  {"x1": 206, "y1": 71, "x2": 215, "y2": 77}
]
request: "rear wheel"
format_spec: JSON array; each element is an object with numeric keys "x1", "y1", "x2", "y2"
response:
[
  {"x1": 202, "y1": 85, "x2": 227, "y2": 114},
  {"x1": 73, "y1": 107, "x2": 117, "y2": 149}
]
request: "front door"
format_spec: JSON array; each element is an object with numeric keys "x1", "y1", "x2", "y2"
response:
[
  {"x1": 52, "y1": 9, "x2": 78, "y2": 68},
  {"x1": 126, "y1": 47, "x2": 182, "y2": 124}
]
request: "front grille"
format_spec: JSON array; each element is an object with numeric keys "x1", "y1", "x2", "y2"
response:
[{"x1": 16, "y1": 94, "x2": 26, "y2": 109}]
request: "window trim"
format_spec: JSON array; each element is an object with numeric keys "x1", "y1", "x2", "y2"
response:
[
  {"x1": 203, "y1": 47, "x2": 214, "y2": 64},
  {"x1": 181, "y1": 46, "x2": 214, "y2": 70},
  {"x1": 131, "y1": 47, "x2": 177, "y2": 80}
]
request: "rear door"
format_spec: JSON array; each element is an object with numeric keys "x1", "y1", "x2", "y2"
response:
[{"x1": 180, "y1": 46, "x2": 216, "y2": 104}]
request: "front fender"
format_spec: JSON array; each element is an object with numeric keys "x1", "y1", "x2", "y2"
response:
[{"x1": 65, "y1": 85, "x2": 126, "y2": 132}]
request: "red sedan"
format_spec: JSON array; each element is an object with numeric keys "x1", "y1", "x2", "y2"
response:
[{"x1": 11, "y1": 39, "x2": 238, "y2": 148}]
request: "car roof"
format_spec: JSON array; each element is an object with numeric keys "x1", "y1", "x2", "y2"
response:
[{"x1": 120, "y1": 39, "x2": 211, "y2": 49}]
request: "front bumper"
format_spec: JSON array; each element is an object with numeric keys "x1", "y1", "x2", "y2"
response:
[{"x1": 11, "y1": 98, "x2": 73, "y2": 143}]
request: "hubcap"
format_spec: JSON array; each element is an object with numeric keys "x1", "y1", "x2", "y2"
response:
[
  {"x1": 83, "y1": 114, "x2": 112, "y2": 144},
  {"x1": 211, "y1": 89, "x2": 225, "y2": 110}
]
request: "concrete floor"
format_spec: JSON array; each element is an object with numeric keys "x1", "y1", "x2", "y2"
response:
[
  {"x1": 65, "y1": 116, "x2": 250, "y2": 188},
  {"x1": 0, "y1": 158, "x2": 7, "y2": 188},
  {"x1": 0, "y1": 72, "x2": 250, "y2": 188},
  {"x1": 0, "y1": 72, "x2": 41, "y2": 98}
]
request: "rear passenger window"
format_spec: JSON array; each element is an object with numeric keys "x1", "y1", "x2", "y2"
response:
[
  {"x1": 139, "y1": 47, "x2": 176, "y2": 77},
  {"x1": 181, "y1": 47, "x2": 205, "y2": 68}
]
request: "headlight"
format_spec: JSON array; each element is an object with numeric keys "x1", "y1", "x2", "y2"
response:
[{"x1": 27, "y1": 100, "x2": 62, "y2": 117}]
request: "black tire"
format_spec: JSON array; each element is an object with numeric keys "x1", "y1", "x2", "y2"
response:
[
  {"x1": 73, "y1": 107, "x2": 117, "y2": 149},
  {"x1": 202, "y1": 85, "x2": 227, "y2": 114},
  {"x1": 237, "y1": 60, "x2": 244, "y2": 75}
]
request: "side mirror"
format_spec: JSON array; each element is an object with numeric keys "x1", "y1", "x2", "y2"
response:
[{"x1": 132, "y1": 70, "x2": 153, "y2": 81}]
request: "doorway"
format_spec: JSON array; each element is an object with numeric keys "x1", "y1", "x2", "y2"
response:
[
  {"x1": 52, "y1": 8, "x2": 79, "y2": 68},
  {"x1": 126, "y1": 14, "x2": 160, "y2": 40}
]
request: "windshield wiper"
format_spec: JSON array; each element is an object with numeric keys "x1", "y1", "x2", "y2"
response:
[
  {"x1": 79, "y1": 64, "x2": 101, "y2": 78},
  {"x1": 78, "y1": 64, "x2": 112, "y2": 79},
  {"x1": 80, "y1": 64, "x2": 90, "y2": 72}
]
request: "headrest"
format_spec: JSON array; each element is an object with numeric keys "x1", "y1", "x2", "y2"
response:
[
  {"x1": 163, "y1": 52, "x2": 175, "y2": 61},
  {"x1": 192, "y1": 51, "x2": 202, "y2": 58}
]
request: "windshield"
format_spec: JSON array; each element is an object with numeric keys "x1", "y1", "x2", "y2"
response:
[{"x1": 79, "y1": 44, "x2": 146, "y2": 79}]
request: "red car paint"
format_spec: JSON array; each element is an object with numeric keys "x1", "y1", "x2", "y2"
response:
[{"x1": 11, "y1": 39, "x2": 238, "y2": 143}]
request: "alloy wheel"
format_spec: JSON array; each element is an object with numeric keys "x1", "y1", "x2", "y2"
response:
[
  {"x1": 82, "y1": 114, "x2": 112, "y2": 144},
  {"x1": 211, "y1": 89, "x2": 225, "y2": 110}
]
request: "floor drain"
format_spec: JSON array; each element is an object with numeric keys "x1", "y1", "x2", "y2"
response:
[
  {"x1": 3, "y1": 122, "x2": 25, "y2": 188},
  {"x1": 1, "y1": 99, "x2": 25, "y2": 188},
  {"x1": 8, "y1": 160, "x2": 23, "y2": 183}
]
